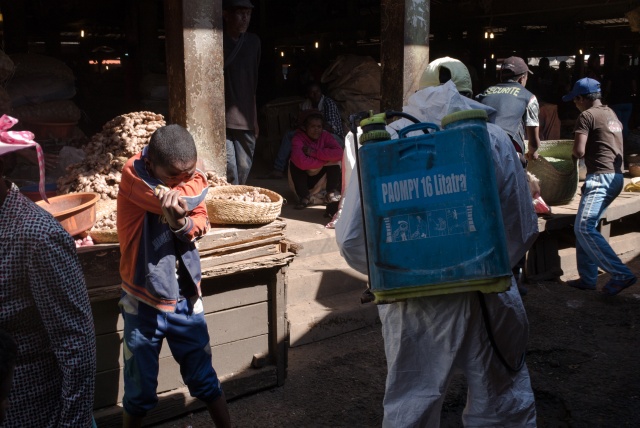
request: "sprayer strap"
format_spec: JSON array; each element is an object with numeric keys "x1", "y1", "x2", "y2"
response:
[{"x1": 477, "y1": 291, "x2": 526, "y2": 373}]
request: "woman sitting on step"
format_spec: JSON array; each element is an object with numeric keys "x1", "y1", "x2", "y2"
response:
[{"x1": 289, "y1": 109, "x2": 344, "y2": 209}]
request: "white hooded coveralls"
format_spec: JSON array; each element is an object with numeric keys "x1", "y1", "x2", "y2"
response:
[{"x1": 335, "y1": 78, "x2": 538, "y2": 427}]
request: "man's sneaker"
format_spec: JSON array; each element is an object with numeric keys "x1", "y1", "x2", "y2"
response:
[{"x1": 600, "y1": 276, "x2": 637, "y2": 296}]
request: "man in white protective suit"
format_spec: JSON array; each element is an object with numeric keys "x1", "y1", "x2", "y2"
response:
[{"x1": 335, "y1": 57, "x2": 539, "y2": 427}]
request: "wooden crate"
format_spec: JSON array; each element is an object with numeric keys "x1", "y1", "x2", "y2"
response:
[
  {"x1": 528, "y1": 181, "x2": 640, "y2": 281},
  {"x1": 83, "y1": 220, "x2": 294, "y2": 426}
]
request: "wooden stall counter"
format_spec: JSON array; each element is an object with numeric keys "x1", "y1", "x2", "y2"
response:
[
  {"x1": 527, "y1": 179, "x2": 640, "y2": 281},
  {"x1": 81, "y1": 219, "x2": 295, "y2": 427}
]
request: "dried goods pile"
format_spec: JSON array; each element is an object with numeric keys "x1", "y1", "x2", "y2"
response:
[
  {"x1": 205, "y1": 170, "x2": 230, "y2": 188},
  {"x1": 88, "y1": 199, "x2": 118, "y2": 242},
  {"x1": 94, "y1": 200, "x2": 118, "y2": 231},
  {"x1": 208, "y1": 188, "x2": 271, "y2": 203},
  {"x1": 57, "y1": 111, "x2": 166, "y2": 199},
  {"x1": 55, "y1": 111, "x2": 231, "y2": 240}
]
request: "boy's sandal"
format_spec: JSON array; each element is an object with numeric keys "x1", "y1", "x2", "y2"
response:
[
  {"x1": 600, "y1": 277, "x2": 637, "y2": 296},
  {"x1": 564, "y1": 279, "x2": 596, "y2": 291},
  {"x1": 295, "y1": 198, "x2": 310, "y2": 210}
]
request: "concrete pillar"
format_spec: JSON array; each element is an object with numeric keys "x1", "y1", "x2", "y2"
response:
[
  {"x1": 164, "y1": 0, "x2": 226, "y2": 175},
  {"x1": 381, "y1": 0, "x2": 430, "y2": 110}
]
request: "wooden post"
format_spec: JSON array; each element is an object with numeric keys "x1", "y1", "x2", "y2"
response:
[
  {"x1": 269, "y1": 266, "x2": 288, "y2": 386},
  {"x1": 380, "y1": 0, "x2": 430, "y2": 111},
  {"x1": 164, "y1": 0, "x2": 226, "y2": 174},
  {"x1": 380, "y1": 0, "x2": 404, "y2": 112}
]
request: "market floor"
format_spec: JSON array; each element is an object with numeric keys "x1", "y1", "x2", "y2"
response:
[{"x1": 151, "y1": 255, "x2": 640, "y2": 428}]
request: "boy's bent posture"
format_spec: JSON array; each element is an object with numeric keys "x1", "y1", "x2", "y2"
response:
[{"x1": 117, "y1": 124, "x2": 230, "y2": 427}]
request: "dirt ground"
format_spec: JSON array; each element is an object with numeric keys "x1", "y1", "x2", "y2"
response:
[{"x1": 151, "y1": 254, "x2": 640, "y2": 428}]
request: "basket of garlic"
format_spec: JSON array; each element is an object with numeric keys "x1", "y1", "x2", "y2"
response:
[
  {"x1": 88, "y1": 199, "x2": 119, "y2": 243},
  {"x1": 205, "y1": 185, "x2": 283, "y2": 225}
]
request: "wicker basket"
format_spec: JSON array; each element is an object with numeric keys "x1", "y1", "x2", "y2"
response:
[
  {"x1": 526, "y1": 140, "x2": 578, "y2": 206},
  {"x1": 205, "y1": 185, "x2": 283, "y2": 225},
  {"x1": 89, "y1": 199, "x2": 119, "y2": 243},
  {"x1": 89, "y1": 229, "x2": 119, "y2": 243}
]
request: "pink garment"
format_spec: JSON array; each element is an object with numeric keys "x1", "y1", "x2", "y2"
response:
[
  {"x1": 290, "y1": 129, "x2": 343, "y2": 171},
  {"x1": 0, "y1": 114, "x2": 48, "y2": 202}
]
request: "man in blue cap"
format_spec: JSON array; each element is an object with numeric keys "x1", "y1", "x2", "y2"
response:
[{"x1": 562, "y1": 77, "x2": 637, "y2": 295}]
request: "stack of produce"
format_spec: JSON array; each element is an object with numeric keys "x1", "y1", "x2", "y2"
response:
[
  {"x1": 208, "y1": 187, "x2": 271, "y2": 203},
  {"x1": 205, "y1": 170, "x2": 230, "y2": 188},
  {"x1": 86, "y1": 199, "x2": 118, "y2": 244},
  {"x1": 57, "y1": 111, "x2": 164, "y2": 242},
  {"x1": 87, "y1": 170, "x2": 229, "y2": 243},
  {"x1": 57, "y1": 112, "x2": 230, "y2": 242},
  {"x1": 5, "y1": 53, "x2": 82, "y2": 140},
  {"x1": 57, "y1": 111, "x2": 166, "y2": 198}
]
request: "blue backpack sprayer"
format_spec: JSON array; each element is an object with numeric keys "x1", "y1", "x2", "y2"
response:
[{"x1": 349, "y1": 108, "x2": 523, "y2": 371}]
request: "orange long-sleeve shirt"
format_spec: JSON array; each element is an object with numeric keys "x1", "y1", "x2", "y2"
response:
[{"x1": 117, "y1": 149, "x2": 210, "y2": 311}]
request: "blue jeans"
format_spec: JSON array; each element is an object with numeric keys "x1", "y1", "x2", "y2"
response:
[
  {"x1": 610, "y1": 103, "x2": 633, "y2": 139},
  {"x1": 575, "y1": 173, "x2": 634, "y2": 285},
  {"x1": 273, "y1": 130, "x2": 296, "y2": 172},
  {"x1": 120, "y1": 295, "x2": 223, "y2": 417},
  {"x1": 226, "y1": 129, "x2": 256, "y2": 185}
]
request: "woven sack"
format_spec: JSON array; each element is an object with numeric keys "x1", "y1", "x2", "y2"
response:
[
  {"x1": 205, "y1": 185, "x2": 283, "y2": 225},
  {"x1": 526, "y1": 140, "x2": 578, "y2": 206}
]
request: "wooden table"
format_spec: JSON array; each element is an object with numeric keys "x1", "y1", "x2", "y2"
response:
[
  {"x1": 527, "y1": 177, "x2": 640, "y2": 281},
  {"x1": 82, "y1": 219, "x2": 295, "y2": 427}
]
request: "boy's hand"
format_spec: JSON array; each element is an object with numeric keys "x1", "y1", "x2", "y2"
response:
[{"x1": 155, "y1": 186, "x2": 188, "y2": 230}]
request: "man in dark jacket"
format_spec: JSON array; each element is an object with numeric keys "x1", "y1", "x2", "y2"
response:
[
  {"x1": 476, "y1": 56, "x2": 541, "y2": 165},
  {"x1": 477, "y1": 56, "x2": 542, "y2": 295},
  {"x1": 223, "y1": 0, "x2": 261, "y2": 185}
]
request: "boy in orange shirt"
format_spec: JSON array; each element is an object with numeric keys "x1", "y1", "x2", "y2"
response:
[{"x1": 117, "y1": 124, "x2": 230, "y2": 427}]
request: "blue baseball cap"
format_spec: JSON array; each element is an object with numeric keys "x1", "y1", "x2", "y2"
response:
[{"x1": 562, "y1": 78, "x2": 601, "y2": 102}]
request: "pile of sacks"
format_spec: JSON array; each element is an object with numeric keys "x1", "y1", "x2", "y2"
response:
[
  {"x1": 322, "y1": 55, "x2": 381, "y2": 135},
  {"x1": 0, "y1": 51, "x2": 81, "y2": 127}
]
